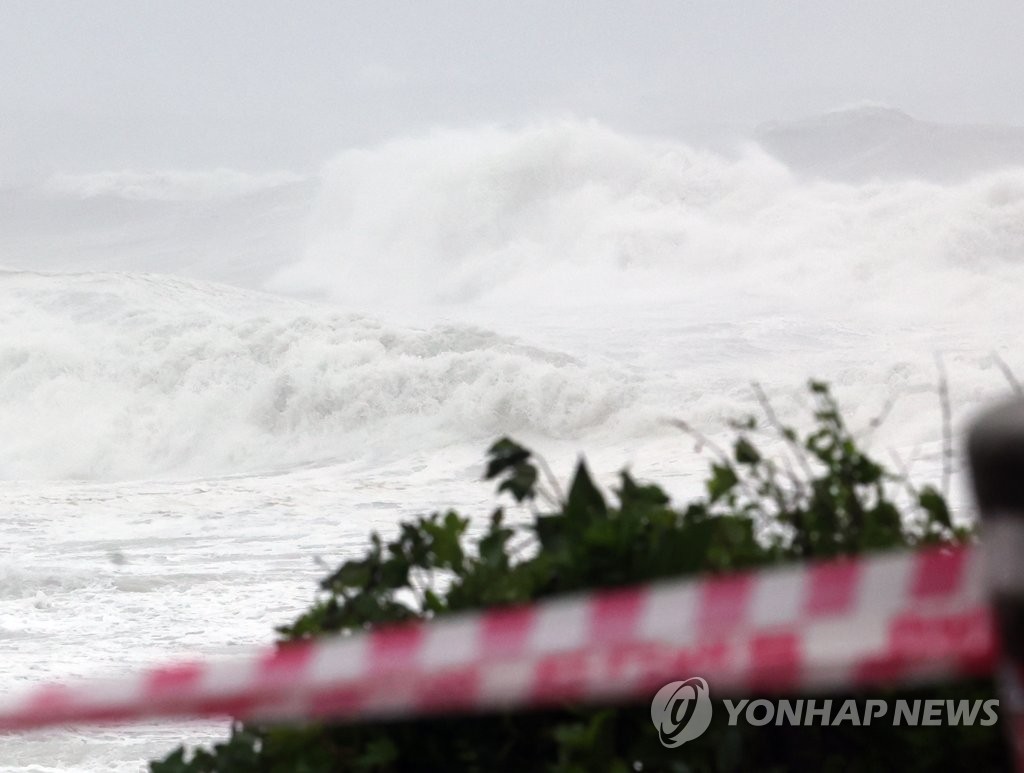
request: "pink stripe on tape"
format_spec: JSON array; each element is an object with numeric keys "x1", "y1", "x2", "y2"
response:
[
  {"x1": 888, "y1": 609, "x2": 993, "y2": 660},
  {"x1": 146, "y1": 663, "x2": 203, "y2": 699},
  {"x1": 19, "y1": 685, "x2": 76, "y2": 728},
  {"x1": 911, "y1": 547, "x2": 968, "y2": 599},
  {"x1": 370, "y1": 624, "x2": 424, "y2": 672},
  {"x1": 530, "y1": 650, "x2": 592, "y2": 704},
  {"x1": 195, "y1": 693, "x2": 262, "y2": 720},
  {"x1": 415, "y1": 667, "x2": 481, "y2": 711},
  {"x1": 805, "y1": 559, "x2": 861, "y2": 617},
  {"x1": 309, "y1": 685, "x2": 369, "y2": 719},
  {"x1": 481, "y1": 605, "x2": 534, "y2": 658},
  {"x1": 260, "y1": 641, "x2": 315, "y2": 681},
  {"x1": 590, "y1": 588, "x2": 644, "y2": 645},
  {"x1": 747, "y1": 632, "x2": 802, "y2": 691}
]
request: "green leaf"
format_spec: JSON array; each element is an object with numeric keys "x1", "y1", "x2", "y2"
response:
[
  {"x1": 497, "y1": 463, "x2": 538, "y2": 502},
  {"x1": 149, "y1": 748, "x2": 188, "y2": 773},
  {"x1": 707, "y1": 463, "x2": 738, "y2": 502},
  {"x1": 484, "y1": 437, "x2": 532, "y2": 479},
  {"x1": 734, "y1": 437, "x2": 761, "y2": 464},
  {"x1": 379, "y1": 558, "x2": 410, "y2": 589},
  {"x1": 919, "y1": 485, "x2": 952, "y2": 528},
  {"x1": 322, "y1": 559, "x2": 371, "y2": 590},
  {"x1": 422, "y1": 588, "x2": 445, "y2": 614},
  {"x1": 565, "y1": 460, "x2": 607, "y2": 522},
  {"x1": 479, "y1": 510, "x2": 514, "y2": 567},
  {"x1": 617, "y1": 471, "x2": 670, "y2": 507},
  {"x1": 422, "y1": 511, "x2": 467, "y2": 569}
]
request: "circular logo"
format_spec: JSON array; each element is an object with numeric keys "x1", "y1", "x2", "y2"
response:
[{"x1": 650, "y1": 677, "x2": 713, "y2": 747}]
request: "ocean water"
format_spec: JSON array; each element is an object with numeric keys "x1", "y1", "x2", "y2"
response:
[{"x1": 2, "y1": 111, "x2": 1023, "y2": 770}]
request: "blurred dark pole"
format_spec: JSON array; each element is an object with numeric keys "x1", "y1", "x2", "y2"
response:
[{"x1": 969, "y1": 398, "x2": 1024, "y2": 771}]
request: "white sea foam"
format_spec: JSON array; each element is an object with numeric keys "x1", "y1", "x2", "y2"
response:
[
  {"x1": 0, "y1": 271, "x2": 637, "y2": 481},
  {"x1": 269, "y1": 120, "x2": 1024, "y2": 325}
]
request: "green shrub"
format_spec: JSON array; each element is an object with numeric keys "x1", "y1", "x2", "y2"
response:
[{"x1": 152, "y1": 382, "x2": 1003, "y2": 772}]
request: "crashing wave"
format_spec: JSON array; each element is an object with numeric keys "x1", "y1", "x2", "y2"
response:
[{"x1": 0, "y1": 272, "x2": 636, "y2": 481}]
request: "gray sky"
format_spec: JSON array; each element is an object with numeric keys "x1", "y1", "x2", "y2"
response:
[{"x1": 2, "y1": 1, "x2": 1023, "y2": 178}]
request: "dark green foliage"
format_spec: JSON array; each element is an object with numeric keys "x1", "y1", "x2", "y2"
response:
[
  {"x1": 486, "y1": 438, "x2": 537, "y2": 503},
  {"x1": 152, "y1": 382, "x2": 1002, "y2": 772}
]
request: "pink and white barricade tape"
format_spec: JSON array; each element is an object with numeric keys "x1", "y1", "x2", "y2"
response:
[{"x1": 0, "y1": 544, "x2": 994, "y2": 731}]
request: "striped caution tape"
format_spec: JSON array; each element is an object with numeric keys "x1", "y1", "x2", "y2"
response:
[{"x1": 0, "y1": 544, "x2": 993, "y2": 730}]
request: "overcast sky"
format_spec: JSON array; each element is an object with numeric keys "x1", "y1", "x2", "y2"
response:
[{"x1": 2, "y1": 1, "x2": 1023, "y2": 178}]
